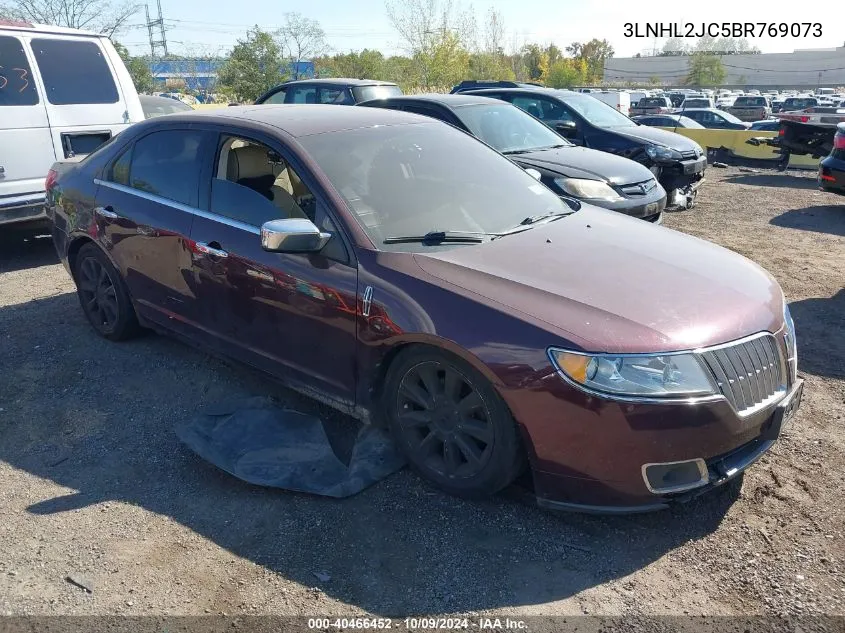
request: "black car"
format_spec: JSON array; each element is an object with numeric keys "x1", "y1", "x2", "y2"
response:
[
  {"x1": 819, "y1": 122, "x2": 845, "y2": 196},
  {"x1": 749, "y1": 120, "x2": 782, "y2": 131},
  {"x1": 360, "y1": 94, "x2": 667, "y2": 222},
  {"x1": 463, "y1": 88, "x2": 706, "y2": 209},
  {"x1": 631, "y1": 114, "x2": 704, "y2": 129},
  {"x1": 255, "y1": 78, "x2": 402, "y2": 106},
  {"x1": 450, "y1": 80, "x2": 545, "y2": 94},
  {"x1": 679, "y1": 108, "x2": 751, "y2": 130}
]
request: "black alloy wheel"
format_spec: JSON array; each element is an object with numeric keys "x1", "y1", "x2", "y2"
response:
[
  {"x1": 74, "y1": 243, "x2": 140, "y2": 341},
  {"x1": 385, "y1": 347, "x2": 525, "y2": 497}
]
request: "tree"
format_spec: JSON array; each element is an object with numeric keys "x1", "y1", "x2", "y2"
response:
[
  {"x1": 566, "y1": 38, "x2": 614, "y2": 83},
  {"x1": 546, "y1": 58, "x2": 586, "y2": 89},
  {"x1": 318, "y1": 49, "x2": 386, "y2": 79},
  {"x1": 276, "y1": 12, "x2": 329, "y2": 79},
  {"x1": 0, "y1": 0, "x2": 138, "y2": 37},
  {"x1": 113, "y1": 41, "x2": 155, "y2": 94},
  {"x1": 685, "y1": 53, "x2": 726, "y2": 87},
  {"x1": 521, "y1": 43, "x2": 548, "y2": 82},
  {"x1": 218, "y1": 27, "x2": 286, "y2": 102}
]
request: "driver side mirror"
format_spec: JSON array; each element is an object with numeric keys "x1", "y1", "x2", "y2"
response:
[
  {"x1": 553, "y1": 120, "x2": 577, "y2": 137},
  {"x1": 261, "y1": 218, "x2": 331, "y2": 253}
]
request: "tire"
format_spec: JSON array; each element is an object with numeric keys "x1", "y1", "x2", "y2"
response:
[
  {"x1": 383, "y1": 346, "x2": 525, "y2": 498},
  {"x1": 73, "y1": 243, "x2": 140, "y2": 341}
]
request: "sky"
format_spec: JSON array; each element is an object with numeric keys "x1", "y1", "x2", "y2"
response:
[{"x1": 120, "y1": 0, "x2": 845, "y2": 59}]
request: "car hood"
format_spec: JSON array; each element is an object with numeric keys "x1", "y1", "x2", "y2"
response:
[
  {"x1": 413, "y1": 207, "x2": 783, "y2": 353},
  {"x1": 510, "y1": 146, "x2": 655, "y2": 185},
  {"x1": 610, "y1": 125, "x2": 701, "y2": 152}
]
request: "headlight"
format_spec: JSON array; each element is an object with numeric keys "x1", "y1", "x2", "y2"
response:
[
  {"x1": 645, "y1": 145, "x2": 683, "y2": 161},
  {"x1": 554, "y1": 178, "x2": 623, "y2": 202},
  {"x1": 549, "y1": 349, "x2": 717, "y2": 398}
]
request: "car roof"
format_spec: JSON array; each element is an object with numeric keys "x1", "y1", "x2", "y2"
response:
[
  {"x1": 279, "y1": 78, "x2": 397, "y2": 87},
  {"x1": 0, "y1": 20, "x2": 101, "y2": 37},
  {"x1": 365, "y1": 93, "x2": 502, "y2": 108},
  {"x1": 464, "y1": 87, "x2": 575, "y2": 97},
  {"x1": 156, "y1": 104, "x2": 427, "y2": 137},
  {"x1": 678, "y1": 108, "x2": 722, "y2": 113}
]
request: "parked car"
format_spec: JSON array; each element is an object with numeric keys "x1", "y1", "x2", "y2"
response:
[
  {"x1": 630, "y1": 96, "x2": 674, "y2": 116},
  {"x1": 46, "y1": 104, "x2": 802, "y2": 512},
  {"x1": 819, "y1": 122, "x2": 845, "y2": 196},
  {"x1": 255, "y1": 78, "x2": 402, "y2": 105},
  {"x1": 666, "y1": 92, "x2": 687, "y2": 108},
  {"x1": 631, "y1": 114, "x2": 705, "y2": 129},
  {"x1": 781, "y1": 96, "x2": 819, "y2": 112},
  {"x1": 749, "y1": 120, "x2": 782, "y2": 131},
  {"x1": 680, "y1": 108, "x2": 752, "y2": 130},
  {"x1": 0, "y1": 20, "x2": 144, "y2": 230},
  {"x1": 450, "y1": 80, "x2": 544, "y2": 94},
  {"x1": 139, "y1": 94, "x2": 194, "y2": 119},
  {"x1": 725, "y1": 96, "x2": 771, "y2": 122},
  {"x1": 679, "y1": 97, "x2": 714, "y2": 109},
  {"x1": 359, "y1": 94, "x2": 666, "y2": 222},
  {"x1": 463, "y1": 88, "x2": 707, "y2": 208}
]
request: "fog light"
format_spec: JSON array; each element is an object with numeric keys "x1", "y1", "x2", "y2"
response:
[{"x1": 642, "y1": 459, "x2": 709, "y2": 494}]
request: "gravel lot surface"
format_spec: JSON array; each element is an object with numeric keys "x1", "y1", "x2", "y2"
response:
[{"x1": 0, "y1": 166, "x2": 843, "y2": 620}]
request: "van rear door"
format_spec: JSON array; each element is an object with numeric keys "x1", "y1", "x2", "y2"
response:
[
  {"x1": 0, "y1": 32, "x2": 56, "y2": 223},
  {"x1": 27, "y1": 34, "x2": 132, "y2": 160}
]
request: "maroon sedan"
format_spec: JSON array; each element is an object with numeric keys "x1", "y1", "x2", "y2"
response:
[{"x1": 46, "y1": 105, "x2": 803, "y2": 512}]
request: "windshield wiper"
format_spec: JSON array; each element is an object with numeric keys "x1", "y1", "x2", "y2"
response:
[
  {"x1": 503, "y1": 144, "x2": 570, "y2": 155},
  {"x1": 515, "y1": 210, "x2": 575, "y2": 227},
  {"x1": 383, "y1": 231, "x2": 487, "y2": 245}
]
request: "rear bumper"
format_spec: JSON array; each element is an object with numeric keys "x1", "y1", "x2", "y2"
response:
[
  {"x1": 819, "y1": 156, "x2": 845, "y2": 195},
  {"x1": 0, "y1": 193, "x2": 47, "y2": 227}
]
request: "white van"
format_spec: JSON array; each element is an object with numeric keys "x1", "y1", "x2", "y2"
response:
[
  {"x1": 589, "y1": 90, "x2": 632, "y2": 116},
  {"x1": 1, "y1": 20, "x2": 143, "y2": 228}
]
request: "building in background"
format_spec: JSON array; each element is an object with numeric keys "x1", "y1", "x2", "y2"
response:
[
  {"x1": 148, "y1": 60, "x2": 316, "y2": 92},
  {"x1": 603, "y1": 46, "x2": 845, "y2": 88}
]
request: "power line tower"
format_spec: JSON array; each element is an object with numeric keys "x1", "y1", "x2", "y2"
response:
[{"x1": 145, "y1": 0, "x2": 168, "y2": 59}]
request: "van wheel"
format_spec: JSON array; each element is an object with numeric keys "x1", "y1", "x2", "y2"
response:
[
  {"x1": 383, "y1": 347, "x2": 525, "y2": 498},
  {"x1": 74, "y1": 243, "x2": 140, "y2": 341}
]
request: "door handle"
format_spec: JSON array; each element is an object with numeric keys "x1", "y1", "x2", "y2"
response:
[
  {"x1": 95, "y1": 206, "x2": 119, "y2": 219},
  {"x1": 195, "y1": 242, "x2": 229, "y2": 258}
]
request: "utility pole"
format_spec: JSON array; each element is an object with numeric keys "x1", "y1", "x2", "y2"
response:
[{"x1": 146, "y1": 0, "x2": 168, "y2": 59}]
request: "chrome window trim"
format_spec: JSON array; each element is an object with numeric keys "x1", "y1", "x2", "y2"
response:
[
  {"x1": 94, "y1": 178, "x2": 261, "y2": 235},
  {"x1": 546, "y1": 330, "x2": 786, "y2": 408}
]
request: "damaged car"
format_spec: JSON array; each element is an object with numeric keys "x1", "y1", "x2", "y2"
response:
[
  {"x1": 463, "y1": 87, "x2": 707, "y2": 209},
  {"x1": 46, "y1": 105, "x2": 801, "y2": 513}
]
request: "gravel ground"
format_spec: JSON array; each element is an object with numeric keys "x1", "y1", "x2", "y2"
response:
[{"x1": 0, "y1": 166, "x2": 843, "y2": 620}]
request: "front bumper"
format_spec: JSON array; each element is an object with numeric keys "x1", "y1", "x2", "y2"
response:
[
  {"x1": 503, "y1": 345, "x2": 802, "y2": 514},
  {"x1": 585, "y1": 189, "x2": 667, "y2": 222}
]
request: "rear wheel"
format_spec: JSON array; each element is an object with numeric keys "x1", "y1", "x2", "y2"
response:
[
  {"x1": 74, "y1": 243, "x2": 140, "y2": 341},
  {"x1": 384, "y1": 347, "x2": 525, "y2": 498}
]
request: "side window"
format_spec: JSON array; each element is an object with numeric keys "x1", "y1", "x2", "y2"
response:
[
  {"x1": 511, "y1": 96, "x2": 546, "y2": 120},
  {"x1": 288, "y1": 86, "x2": 317, "y2": 104},
  {"x1": 319, "y1": 87, "x2": 352, "y2": 104},
  {"x1": 31, "y1": 38, "x2": 118, "y2": 105},
  {"x1": 108, "y1": 145, "x2": 132, "y2": 186},
  {"x1": 130, "y1": 130, "x2": 204, "y2": 206},
  {"x1": 0, "y1": 36, "x2": 39, "y2": 106},
  {"x1": 213, "y1": 136, "x2": 316, "y2": 226},
  {"x1": 263, "y1": 88, "x2": 287, "y2": 104}
]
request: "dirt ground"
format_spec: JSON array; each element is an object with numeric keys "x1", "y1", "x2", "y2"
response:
[{"x1": 0, "y1": 166, "x2": 843, "y2": 620}]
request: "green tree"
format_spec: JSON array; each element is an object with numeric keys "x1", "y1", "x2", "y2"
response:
[
  {"x1": 218, "y1": 27, "x2": 287, "y2": 102},
  {"x1": 113, "y1": 41, "x2": 155, "y2": 94},
  {"x1": 684, "y1": 53, "x2": 726, "y2": 87},
  {"x1": 566, "y1": 38, "x2": 614, "y2": 83},
  {"x1": 521, "y1": 44, "x2": 548, "y2": 82},
  {"x1": 546, "y1": 58, "x2": 586, "y2": 89},
  {"x1": 318, "y1": 49, "x2": 386, "y2": 79}
]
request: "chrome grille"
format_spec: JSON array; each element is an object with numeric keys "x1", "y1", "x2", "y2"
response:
[
  {"x1": 700, "y1": 334, "x2": 786, "y2": 416},
  {"x1": 680, "y1": 149, "x2": 699, "y2": 159},
  {"x1": 620, "y1": 179, "x2": 658, "y2": 196}
]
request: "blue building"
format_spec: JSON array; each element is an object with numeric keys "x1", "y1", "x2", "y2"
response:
[{"x1": 148, "y1": 59, "x2": 315, "y2": 92}]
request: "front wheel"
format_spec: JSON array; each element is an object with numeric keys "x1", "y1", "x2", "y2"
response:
[
  {"x1": 74, "y1": 243, "x2": 140, "y2": 341},
  {"x1": 383, "y1": 347, "x2": 525, "y2": 498}
]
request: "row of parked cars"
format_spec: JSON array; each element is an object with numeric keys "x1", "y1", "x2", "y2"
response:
[{"x1": 4, "y1": 22, "x2": 806, "y2": 514}]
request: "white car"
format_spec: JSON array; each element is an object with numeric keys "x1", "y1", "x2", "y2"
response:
[{"x1": 0, "y1": 20, "x2": 143, "y2": 229}]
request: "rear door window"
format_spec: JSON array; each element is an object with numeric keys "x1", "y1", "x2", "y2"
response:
[
  {"x1": 0, "y1": 35, "x2": 39, "y2": 106},
  {"x1": 31, "y1": 38, "x2": 118, "y2": 105},
  {"x1": 319, "y1": 87, "x2": 353, "y2": 104},
  {"x1": 129, "y1": 130, "x2": 205, "y2": 206},
  {"x1": 262, "y1": 88, "x2": 286, "y2": 104}
]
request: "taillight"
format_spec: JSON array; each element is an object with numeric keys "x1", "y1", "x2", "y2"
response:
[
  {"x1": 778, "y1": 128, "x2": 786, "y2": 136},
  {"x1": 834, "y1": 132, "x2": 845, "y2": 150},
  {"x1": 45, "y1": 168, "x2": 58, "y2": 191}
]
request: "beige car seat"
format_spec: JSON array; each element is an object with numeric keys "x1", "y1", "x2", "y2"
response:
[{"x1": 226, "y1": 145, "x2": 307, "y2": 219}]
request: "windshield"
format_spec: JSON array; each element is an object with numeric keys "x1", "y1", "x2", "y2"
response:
[
  {"x1": 353, "y1": 85, "x2": 402, "y2": 102},
  {"x1": 297, "y1": 121, "x2": 570, "y2": 251},
  {"x1": 563, "y1": 93, "x2": 636, "y2": 127},
  {"x1": 639, "y1": 98, "x2": 668, "y2": 108},
  {"x1": 785, "y1": 98, "x2": 816, "y2": 109},
  {"x1": 456, "y1": 103, "x2": 570, "y2": 153}
]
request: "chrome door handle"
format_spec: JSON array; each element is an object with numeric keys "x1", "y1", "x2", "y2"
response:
[
  {"x1": 195, "y1": 242, "x2": 229, "y2": 258},
  {"x1": 94, "y1": 206, "x2": 118, "y2": 219}
]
